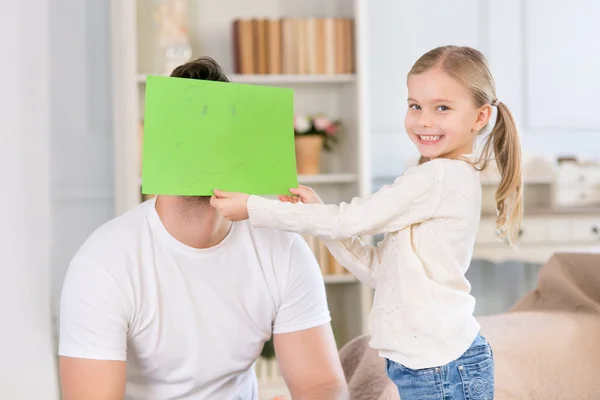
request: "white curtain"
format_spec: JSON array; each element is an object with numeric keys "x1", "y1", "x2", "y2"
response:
[{"x1": 0, "y1": 0, "x2": 59, "y2": 398}]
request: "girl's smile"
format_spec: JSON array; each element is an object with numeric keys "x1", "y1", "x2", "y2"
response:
[{"x1": 416, "y1": 134, "x2": 444, "y2": 145}]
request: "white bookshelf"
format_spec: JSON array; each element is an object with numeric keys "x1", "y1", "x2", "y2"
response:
[
  {"x1": 298, "y1": 173, "x2": 357, "y2": 184},
  {"x1": 109, "y1": 0, "x2": 373, "y2": 394},
  {"x1": 139, "y1": 173, "x2": 358, "y2": 187},
  {"x1": 323, "y1": 274, "x2": 358, "y2": 284}
]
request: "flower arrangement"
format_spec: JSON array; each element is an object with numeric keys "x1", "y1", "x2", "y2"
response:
[{"x1": 293, "y1": 113, "x2": 341, "y2": 151}]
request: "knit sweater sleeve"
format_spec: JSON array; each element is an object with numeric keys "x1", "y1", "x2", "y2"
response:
[{"x1": 247, "y1": 160, "x2": 445, "y2": 239}]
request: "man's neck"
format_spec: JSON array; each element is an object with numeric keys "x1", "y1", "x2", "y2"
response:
[{"x1": 155, "y1": 195, "x2": 232, "y2": 249}]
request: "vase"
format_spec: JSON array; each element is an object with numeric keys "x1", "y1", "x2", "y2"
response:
[
  {"x1": 154, "y1": 0, "x2": 192, "y2": 75},
  {"x1": 295, "y1": 135, "x2": 323, "y2": 175}
]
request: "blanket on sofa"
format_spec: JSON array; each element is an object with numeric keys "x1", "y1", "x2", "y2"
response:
[{"x1": 339, "y1": 252, "x2": 600, "y2": 400}]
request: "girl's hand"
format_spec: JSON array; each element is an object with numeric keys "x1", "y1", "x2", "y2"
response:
[
  {"x1": 278, "y1": 185, "x2": 323, "y2": 205},
  {"x1": 210, "y1": 189, "x2": 250, "y2": 221}
]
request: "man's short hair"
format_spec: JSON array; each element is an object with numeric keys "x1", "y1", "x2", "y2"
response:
[{"x1": 169, "y1": 56, "x2": 230, "y2": 83}]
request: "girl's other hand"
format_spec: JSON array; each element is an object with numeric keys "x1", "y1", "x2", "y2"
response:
[
  {"x1": 278, "y1": 194, "x2": 300, "y2": 203},
  {"x1": 280, "y1": 185, "x2": 323, "y2": 205}
]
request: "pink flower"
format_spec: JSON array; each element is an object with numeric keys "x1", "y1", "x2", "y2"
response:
[
  {"x1": 313, "y1": 116, "x2": 331, "y2": 131},
  {"x1": 325, "y1": 124, "x2": 337, "y2": 135},
  {"x1": 294, "y1": 114, "x2": 311, "y2": 133}
]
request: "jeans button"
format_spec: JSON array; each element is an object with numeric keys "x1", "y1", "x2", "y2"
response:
[
  {"x1": 435, "y1": 367, "x2": 440, "y2": 373},
  {"x1": 458, "y1": 365, "x2": 464, "y2": 371}
]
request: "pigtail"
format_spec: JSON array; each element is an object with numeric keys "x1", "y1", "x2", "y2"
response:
[{"x1": 479, "y1": 101, "x2": 523, "y2": 246}]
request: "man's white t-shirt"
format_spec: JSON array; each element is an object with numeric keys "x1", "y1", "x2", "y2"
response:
[{"x1": 59, "y1": 198, "x2": 331, "y2": 400}]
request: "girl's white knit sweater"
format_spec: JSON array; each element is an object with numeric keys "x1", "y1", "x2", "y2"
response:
[{"x1": 247, "y1": 158, "x2": 482, "y2": 369}]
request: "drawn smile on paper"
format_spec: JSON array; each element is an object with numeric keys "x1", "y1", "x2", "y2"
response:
[
  {"x1": 179, "y1": 86, "x2": 256, "y2": 187},
  {"x1": 179, "y1": 134, "x2": 250, "y2": 187}
]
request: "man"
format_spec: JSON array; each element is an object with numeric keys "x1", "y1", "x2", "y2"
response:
[{"x1": 58, "y1": 57, "x2": 348, "y2": 400}]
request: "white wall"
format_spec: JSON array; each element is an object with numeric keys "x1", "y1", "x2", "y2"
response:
[
  {"x1": 0, "y1": 0, "x2": 59, "y2": 398},
  {"x1": 368, "y1": 0, "x2": 600, "y2": 180},
  {"x1": 50, "y1": 0, "x2": 115, "y2": 336}
]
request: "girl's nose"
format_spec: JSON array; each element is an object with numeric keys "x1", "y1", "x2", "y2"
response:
[{"x1": 418, "y1": 115, "x2": 433, "y2": 128}]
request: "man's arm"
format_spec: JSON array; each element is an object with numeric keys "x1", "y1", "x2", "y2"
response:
[
  {"x1": 274, "y1": 324, "x2": 348, "y2": 400},
  {"x1": 58, "y1": 257, "x2": 131, "y2": 400},
  {"x1": 269, "y1": 236, "x2": 349, "y2": 399},
  {"x1": 60, "y1": 358, "x2": 126, "y2": 400}
]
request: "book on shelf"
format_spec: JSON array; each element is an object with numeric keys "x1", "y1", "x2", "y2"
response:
[
  {"x1": 232, "y1": 17, "x2": 355, "y2": 75},
  {"x1": 300, "y1": 234, "x2": 350, "y2": 277},
  {"x1": 142, "y1": 193, "x2": 156, "y2": 202}
]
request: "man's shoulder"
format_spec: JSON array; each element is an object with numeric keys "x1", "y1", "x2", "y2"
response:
[{"x1": 74, "y1": 200, "x2": 152, "y2": 263}]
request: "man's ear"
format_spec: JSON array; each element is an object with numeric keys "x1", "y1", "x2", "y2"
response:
[{"x1": 472, "y1": 104, "x2": 493, "y2": 133}]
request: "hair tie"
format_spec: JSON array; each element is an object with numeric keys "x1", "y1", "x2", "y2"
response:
[{"x1": 492, "y1": 98, "x2": 500, "y2": 107}]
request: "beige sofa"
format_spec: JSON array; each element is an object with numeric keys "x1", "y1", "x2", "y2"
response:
[{"x1": 339, "y1": 253, "x2": 600, "y2": 400}]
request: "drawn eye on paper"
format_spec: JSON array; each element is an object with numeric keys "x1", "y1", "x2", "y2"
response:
[
  {"x1": 230, "y1": 93, "x2": 256, "y2": 117},
  {"x1": 177, "y1": 87, "x2": 257, "y2": 187},
  {"x1": 184, "y1": 86, "x2": 255, "y2": 120},
  {"x1": 184, "y1": 86, "x2": 209, "y2": 119}
]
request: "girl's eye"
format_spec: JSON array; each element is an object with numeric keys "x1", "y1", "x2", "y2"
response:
[
  {"x1": 409, "y1": 104, "x2": 421, "y2": 110},
  {"x1": 437, "y1": 105, "x2": 450, "y2": 111}
]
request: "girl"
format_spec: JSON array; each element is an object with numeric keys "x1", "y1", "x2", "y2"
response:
[{"x1": 211, "y1": 45, "x2": 522, "y2": 400}]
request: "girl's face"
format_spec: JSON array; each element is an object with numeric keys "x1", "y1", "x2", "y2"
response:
[{"x1": 405, "y1": 68, "x2": 492, "y2": 159}]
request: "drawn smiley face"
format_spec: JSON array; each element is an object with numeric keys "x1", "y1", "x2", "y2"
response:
[{"x1": 177, "y1": 86, "x2": 256, "y2": 187}]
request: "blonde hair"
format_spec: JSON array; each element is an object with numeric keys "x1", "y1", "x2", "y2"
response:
[{"x1": 409, "y1": 45, "x2": 523, "y2": 246}]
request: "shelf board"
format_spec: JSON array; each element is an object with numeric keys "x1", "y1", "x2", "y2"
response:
[
  {"x1": 139, "y1": 174, "x2": 357, "y2": 187},
  {"x1": 323, "y1": 274, "x2": 356, "y2": 284},
  {"x1": 298, "y1": 173, "x2": 357, "y2": 184},
  {"x1": 137, "y1": 74, "x2": 355, "y2": 85},
  {"x1": 231, "y1": 74, "x2": 355, "y2": 84}
]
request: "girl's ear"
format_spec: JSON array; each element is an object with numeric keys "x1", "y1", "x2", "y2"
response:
[{"x1": 472, "y1": 104, "x2": 493, "y2": 133}]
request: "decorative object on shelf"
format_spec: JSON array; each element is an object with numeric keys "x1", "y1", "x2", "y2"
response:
[
  {"x1": 232, "y1": 17, "x2": 355, "y2": 75},
  {"x1": 260, "y1": 338, "x2": 275, "y2": 359},
  {"x1": 294, "y1": 114, "x2": 340, "y2": 175},
  {"x1": 154, "y1": 0, "x2": 192, "y2": 75}
]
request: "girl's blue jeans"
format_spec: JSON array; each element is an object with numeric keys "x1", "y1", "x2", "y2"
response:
[{"x1": 386, "y1": 334, "x2": 494, "y2": 400}]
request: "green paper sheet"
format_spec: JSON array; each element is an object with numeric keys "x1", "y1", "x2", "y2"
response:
[{"x1": 142, "y1": 75, "x2": 298, "y2": 196}]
